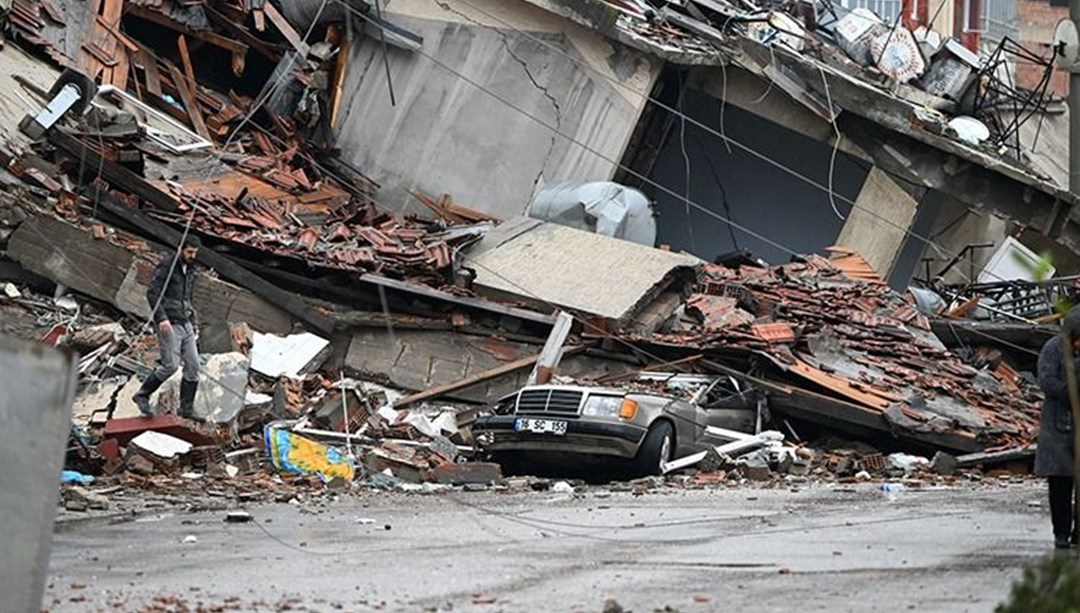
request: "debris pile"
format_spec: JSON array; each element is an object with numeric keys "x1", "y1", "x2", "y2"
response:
[
  {"x1": 641, "y1": 248, "x2": 1042, "y2": 451},
  {"x1": 0, "y1": 0, "x2": 1053, "y2": 501},
  {"x1": 600, "y1": 0, "x2": 1059, "y2": 165}
]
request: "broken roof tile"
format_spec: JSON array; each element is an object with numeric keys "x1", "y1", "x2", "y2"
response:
[{"x1": 752, "y1": 322, "x2": 796, "y2": 343}]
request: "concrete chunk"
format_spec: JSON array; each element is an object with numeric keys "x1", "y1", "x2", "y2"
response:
[
  {"x1": 130, "y1": 431, "x2": 194, "y2": 460},
  {"x1": 64, "y1": 486, "x2": 109, "y2": 510}
]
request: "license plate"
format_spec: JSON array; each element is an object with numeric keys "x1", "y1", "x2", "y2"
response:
[{"x1": 514, "y1": 418, "x2": 568, "y2": 436}]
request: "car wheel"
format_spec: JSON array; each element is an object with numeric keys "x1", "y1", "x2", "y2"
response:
[{"x1": 633, "y1": 420, "x2": 674, "y2": 477}]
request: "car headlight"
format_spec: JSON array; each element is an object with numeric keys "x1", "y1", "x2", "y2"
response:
[{"x1": 583, "y1": 395, "x2": 628, "y2": 418}]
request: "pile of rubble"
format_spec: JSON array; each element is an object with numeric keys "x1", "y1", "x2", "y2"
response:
[
  {"x1": 644, "y1": 248, "x2": 1042, "y2": 451},
  {"x1": 0, "y1": 0, "x2": 1054, "y2": 506},
  {"x1": 601, "y1": 0, "x2": 1058, "y2": 165},
  {"x1": 50, "y1": 299, "x2": 511, "y2": 508},
  {"x1": 26, "y1": 231, "x2": 1040, "y2": 512}
]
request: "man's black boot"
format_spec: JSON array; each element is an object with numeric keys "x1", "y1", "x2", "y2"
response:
[
  {"x1": 179, "y1": 379, "x2": 198, "y2": 419},
  {"x1": 133, "y1": 374, "x2": 164, "y2": 417}
]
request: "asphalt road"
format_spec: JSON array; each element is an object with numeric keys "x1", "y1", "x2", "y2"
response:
[{"x1": 44, "y1": 480, "x2": 1058, "y2": 612}]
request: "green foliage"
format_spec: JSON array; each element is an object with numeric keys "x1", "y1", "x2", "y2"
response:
[
  {"x1": 996, "y1": 555, "x2": 1080, "y2": 613},
  {"x1": 1057, "y1": 296, "x2": 1075, "y2": 317},
  {"x1": 1011, "y1": 249, "x2": 1056, "y2": 282},
  {"x1": 1008, "y1": 249, "x2": 1073, "y2": 314}
]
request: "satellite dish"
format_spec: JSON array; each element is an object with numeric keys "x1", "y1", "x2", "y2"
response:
[{"x1": 1054, "y1": 19, "x2": 1080, "y2": 70}]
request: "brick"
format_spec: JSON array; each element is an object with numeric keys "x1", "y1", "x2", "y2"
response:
[
  {"x1": 125, "y1": 453, "x2": 155, "y2": 476},
  {"x1": 741, "y1": 458, "x2": 772, "y2": 481}
]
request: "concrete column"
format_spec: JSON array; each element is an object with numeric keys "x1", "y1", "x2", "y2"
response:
[
  {"x1": 0, "y1": 336, "x2": 77, "y2": 613},
  {"x1": 834, "y1": 167, "x2": 921, "y2": 278}
]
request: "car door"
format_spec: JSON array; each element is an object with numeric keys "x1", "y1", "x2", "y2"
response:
[{"x1": 695, "y1": 377, "x2": 759, "y2": 436}]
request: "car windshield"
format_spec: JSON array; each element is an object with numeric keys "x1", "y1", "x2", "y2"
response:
[{"x1": 626, "y1": 373, "x2": 717, "y2": 400}]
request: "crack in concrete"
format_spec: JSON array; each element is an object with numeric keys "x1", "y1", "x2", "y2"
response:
[{"x1": 434, "y1": 1, "x2": 563, "y2": 211}]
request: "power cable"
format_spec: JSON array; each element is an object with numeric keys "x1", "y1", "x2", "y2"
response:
[
  {"x1": 687, "y1": 131, "x2": 739, "y2": 250},
  {"x1": 676, "y1": 72, "x2": 697, "y2": 254},
  {"x1": 13, "y1": 5, "x2": 1039, "y2": 557},
  {"x1": 335, "y1": 0, "x2": 804, "y2": 260},
  {"x1": 12, "y1": 0, "x2": 333, "y2": 404},
  {"x1": 56, "y1": 0, "x2": 1062, "y2": 556},
  {"x1": 818, "y1": 65, "x2": 846, "y2": 221}
]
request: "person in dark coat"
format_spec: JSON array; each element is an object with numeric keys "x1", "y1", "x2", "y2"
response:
[
  {"x1": 1036, "y1": 306, "x2": 1080, "y2": 549},
  {"x1": 132, "y1": 235, "x2": 201, "y2": 418}
]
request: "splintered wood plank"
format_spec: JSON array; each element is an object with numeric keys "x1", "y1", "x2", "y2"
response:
[
  {"x1": 98, "y1": 0, "x2": 127, "y2": 88},
  {"x1": 111, "y1": 48, "x2": 130, "y2": 88},
  {"x1": 95, "y1": 14, "x2": 139, "y2": 52},
  {"x1": 138, "y1": 48, "x2": 162, "y2": 96},
  {"x1": 82, "y1": 42, "x2": 118, "y2": 66},
  {"x1": 263, "y1": 3, "x2": 308, "y2": 56},
  {"x1": 166, "y1": 62, "x2": 212, "y2": 142},
  {"x1": 328, "y1": 23, "x2": 348, "y2": 128},
  {"x1": 177, "y1": 35, "x2": 197, "y2": 88}
]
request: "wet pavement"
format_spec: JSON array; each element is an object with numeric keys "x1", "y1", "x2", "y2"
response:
[{"x1": 44, "y1": 480, "x2": 1057, "y2": 612}]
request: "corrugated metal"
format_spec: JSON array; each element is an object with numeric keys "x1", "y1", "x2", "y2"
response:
[{"x1": 466, "y1": 217, "x2": 702, "y2": 322}]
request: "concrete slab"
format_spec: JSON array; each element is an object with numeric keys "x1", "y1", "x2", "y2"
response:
[
  {"x1": 71, "y1": 378, "x2": 124, "y2": 426},
  {"x1": 344, "y1": 328, "x2": 636, "y2": 404},
  {"x1": 466, "y1": 218, "x2": 700, "y2": 323},
  {"x1": 8, "y1": 216, "x2": 293, "y2": 340},
  {"x1": 111, "y1": 376, "x2": 143, "y2": 420}
]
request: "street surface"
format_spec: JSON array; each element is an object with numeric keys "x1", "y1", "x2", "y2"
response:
[{"x1": 45, "y1": 480, "x2": 1055, "y2": 612}]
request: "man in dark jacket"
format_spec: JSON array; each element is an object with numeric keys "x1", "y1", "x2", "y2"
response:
[
  {"x1": 133, "y1": 236, "x2": 201, "y2": 418},
  {"x1": 1036, "y1": 306, "x2": 1080, "y2": 548}
]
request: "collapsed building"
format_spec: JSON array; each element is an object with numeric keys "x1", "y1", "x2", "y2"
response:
[
  {"x1": 0, "y1": 0, "x2": 1067, "y2": 487},
  {"x1": 343, "y1": 0, "x2": 1080, "y2": 284}
]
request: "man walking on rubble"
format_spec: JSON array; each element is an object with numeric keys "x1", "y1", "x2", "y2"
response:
[
  {"x1": 133, "y1": 236, "x2": 202, "y2": 418},
  {"x1": 1036, "y1": 306, "x2": 1080, "y2": 549}
]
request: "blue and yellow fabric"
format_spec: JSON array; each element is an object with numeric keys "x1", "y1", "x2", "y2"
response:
[{"x1": 264, "y1": 426, "x2": 355, "y2": 482}]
